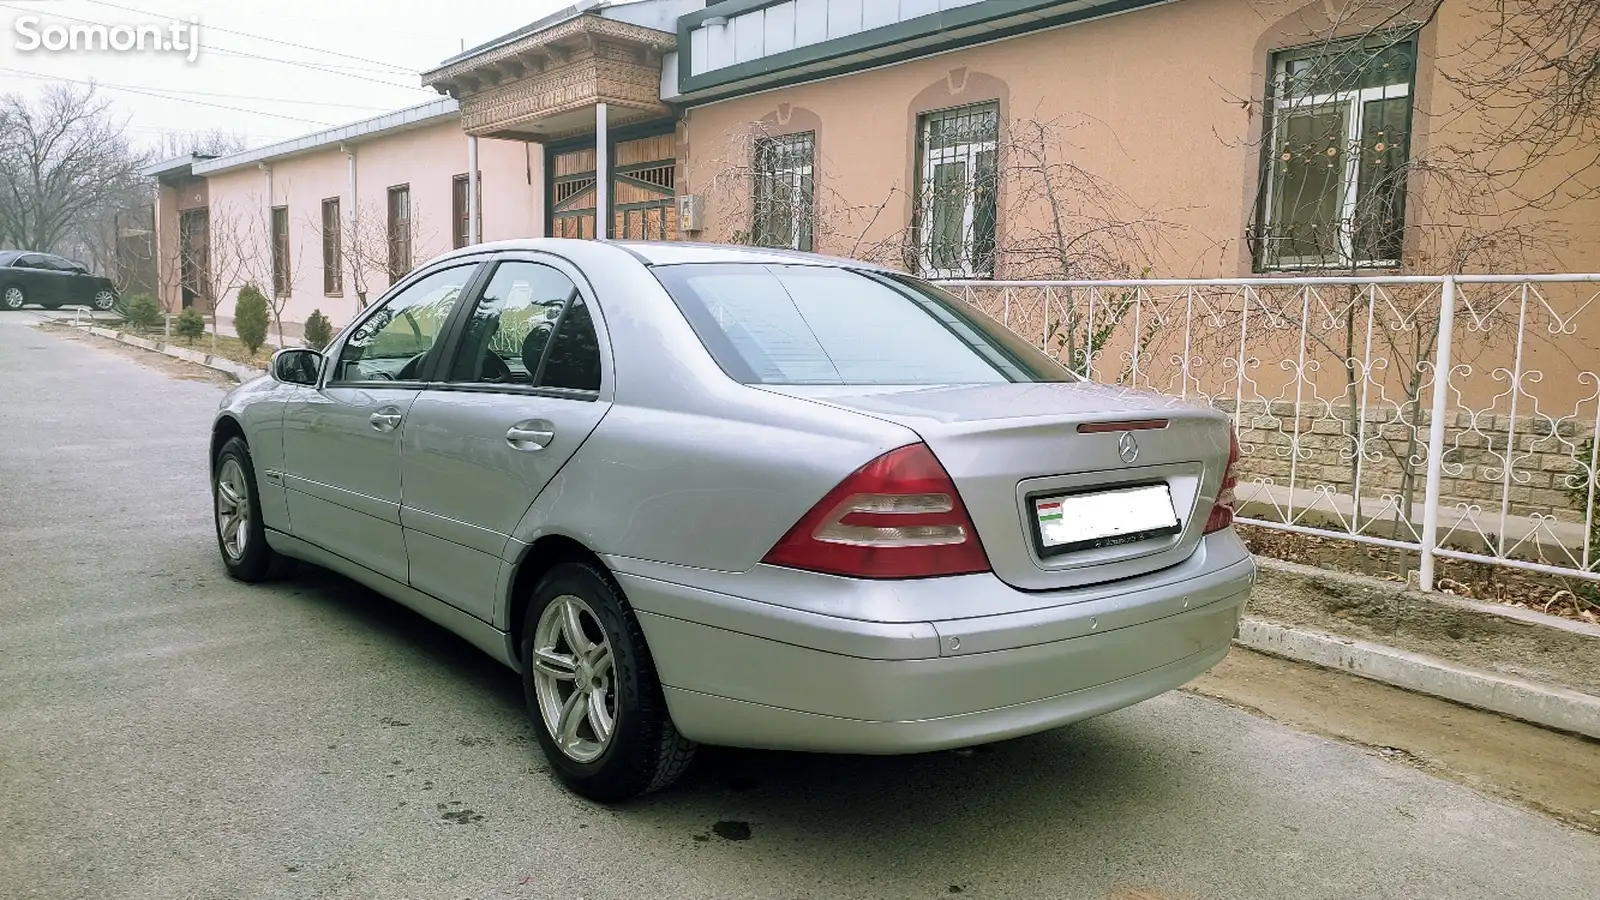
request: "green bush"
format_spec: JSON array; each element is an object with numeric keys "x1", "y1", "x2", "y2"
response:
[
  {"x1": 116, "y1": 293, "x2": 163, "y2": 331},
  {"x1": 303, "y1": 309, "x2": 334, "y2": 350},
  {"x1": 234, "y1": 284, "x2": 271, "y2": 356},
  {"x1": 173, "y1": 307, "x2": 206, "y2": 343}
]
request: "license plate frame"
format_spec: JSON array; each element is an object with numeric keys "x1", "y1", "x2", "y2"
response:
[{"x1": 1026, "y1": 482, "x2": 1182, "y2": 557}]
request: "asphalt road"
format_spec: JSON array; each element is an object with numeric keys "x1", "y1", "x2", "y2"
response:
[{"x1": 3, "y1": 313, "x2": 1597, "y2": 900}]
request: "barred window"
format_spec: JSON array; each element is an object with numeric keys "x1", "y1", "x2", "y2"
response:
[
  {"x1": 387, "y1": 184, "x2": 411, "y2": 285},
  {"x1": 322, "y1": 197, "x2": 342, "y2": 296},
  {"x1": 752, "y1": 132, "x2": 814, "y2": 252},
  {"x1": 452, "y1": 172, "x2": 482, "y2": 249},
  {"x1": 270, "y1": 205, "x2": 290, "y2": 297},
  {"x1": 1256, "y1": 35, "x2": 1417, "y2": 270},
  {"x1": 916, "y1": 102, "x2": 999, "y2": 279}
]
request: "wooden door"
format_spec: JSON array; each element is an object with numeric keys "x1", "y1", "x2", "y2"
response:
[{"x1": 549, "y1": 133, "x2": 678, "y2": 241}]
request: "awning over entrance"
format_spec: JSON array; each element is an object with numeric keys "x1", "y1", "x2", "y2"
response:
[
  {"x1": 421, "y1": 9, "x2": 679, "y2": 241},
  {"x1": 421, "y1": 12, "x2": 676, "y2": 142}
]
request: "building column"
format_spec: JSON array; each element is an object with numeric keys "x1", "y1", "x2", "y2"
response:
[
  {"x1": 595, "y1": 102, "x2": 609, "y2": 240},
  {"x1": 467, "y1": 135, "x2": 480, "y2": 244}
]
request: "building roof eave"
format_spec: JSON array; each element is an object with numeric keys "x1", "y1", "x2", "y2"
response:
[{"x1": 191, "y1": 98, "x2": 461, "y2": 177}]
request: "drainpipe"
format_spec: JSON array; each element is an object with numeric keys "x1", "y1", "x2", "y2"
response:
[
  {"x1": 342, "y1": 143, "x2": 357, "y2": 314},
  {"x1": 467, "y1": 135, "x2": 480, "y2": 244},
  {"x1": 595, "y1": 103, "x2": 609, "y2": 240}
]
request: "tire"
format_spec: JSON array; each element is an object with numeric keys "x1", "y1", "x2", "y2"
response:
[
  {"x1": 520, "y1": 561, "x2": 696, "y2": 802},
  {"x1": 213, "y1": 436, "x2": 279, "y2": 582},
  {"x1": 1, "y1": 285, "x2": 24, "y2": 310},
  {"x1": 92, "y1": 289, "x2": 116, "y2": 311}
]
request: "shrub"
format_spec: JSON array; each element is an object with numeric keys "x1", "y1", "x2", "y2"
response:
[
  {"x1": 173, "y1": 307, "x2": 206, "y2": 343},
  {"x1": 234, "y1": 284, "x2": 271, "y2": 356},
  {"x1": 303, "y1": 309, "x2": 334, "y2": 350},
  {"x1": 116, "y1": 293, "x2": 163, "y2": 331}
]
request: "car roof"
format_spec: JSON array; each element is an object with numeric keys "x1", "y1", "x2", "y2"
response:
[{"x1": 431, "y1": 238, "x2": 903, "y2": 274}]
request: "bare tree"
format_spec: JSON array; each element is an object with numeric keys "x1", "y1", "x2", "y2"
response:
[
  {"x1": 1209, "y1": 1, "x2": 1582, "y2": 575},
  {"x1": 1445, "y1": 0, "x2": 1600, "y2": 207},
  {"x1": 155, "y1": 129, "x2": 249, "y2": 160},
  {"x1": 314, "y1": 197, "x2": 442, "y2": 313},
  {"x1": 0, "y1": 85, "x2": 149, "y2": 254}
]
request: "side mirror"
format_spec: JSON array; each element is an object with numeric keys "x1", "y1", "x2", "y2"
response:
[{"x1": 271, "y1": 347, "x2": 322, "y2": 386}]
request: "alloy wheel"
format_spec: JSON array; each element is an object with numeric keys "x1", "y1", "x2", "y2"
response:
[
  {"x1": 93, "y1": 290, "x2": 115, "y2": 310},
  {"x1": 215, "y1": 457, "x2": 251, "y2": 561},
  {"x1": 2, "y1": 287, "x2": 22, "y2": 310},
  {"x1": 530, "y1": 594, "x2": 616, "y2": 764}
]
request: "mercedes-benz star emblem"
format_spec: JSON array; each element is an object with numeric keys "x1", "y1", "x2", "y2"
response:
[{"x1": 1117, "y1": 431, "x2": 1140, "y2": 464}]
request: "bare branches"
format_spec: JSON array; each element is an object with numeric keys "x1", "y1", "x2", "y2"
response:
[
  {"x1": 1444, "y1": 0, "x2": 1600, "y2": 196},
  {"x1": 995, "y1": 113, "x2": 1181, "y2": 281},
  {"x1": 0, "y1": 84, "x2": 149, "y2": 254},
  {"x1": 155, "y1": 129, "x2": 249, "y2": 160}
]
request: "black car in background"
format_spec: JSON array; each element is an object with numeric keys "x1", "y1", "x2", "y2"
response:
[{"x1": 0, "y1": 251, "x2": 119, "y2": 311}]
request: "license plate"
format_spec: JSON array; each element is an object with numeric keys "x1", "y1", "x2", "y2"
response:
[{"x1": 1033, "y1": 483, "x2": 1181, "y2": 553}]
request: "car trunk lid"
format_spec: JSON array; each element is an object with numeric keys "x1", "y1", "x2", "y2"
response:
[{"x1": 757, "y1": 382, "x2": 1234, "y2": 592}]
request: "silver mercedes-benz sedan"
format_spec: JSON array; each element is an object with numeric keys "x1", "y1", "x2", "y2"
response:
[{"x1": 209, "y1": 239, "x2": 1255, "y2": 802}]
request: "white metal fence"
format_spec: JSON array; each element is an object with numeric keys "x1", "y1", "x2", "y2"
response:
[{"x1": 940, "y1": 275, "x2": 1600, "y2": 592}]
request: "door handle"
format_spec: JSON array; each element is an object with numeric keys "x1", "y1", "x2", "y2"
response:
[
  {"x1": 506, "y1": 424, "x2": 555, "y2": 450},
  {"x1": 370, "y1": 408, "x2": 404, "y2": 432}
]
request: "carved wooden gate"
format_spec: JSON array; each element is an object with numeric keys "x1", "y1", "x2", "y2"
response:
[{"x1": 550, "y1": 132, "x2": 678, "y2": 241}]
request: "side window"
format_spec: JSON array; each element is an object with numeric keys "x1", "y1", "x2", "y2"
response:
[
  {"x1": 541, "y1": 296, "x2": 602, "y2": 391},
  {"x1": 14, "y1": 255, "x2": 43, "y2": 269},
  {"x1": 330, "y1": 264, "x2": 475, "y2": 384},
  {"x1": 445, "y1": 261, "x2": 602, "y2": 392}
]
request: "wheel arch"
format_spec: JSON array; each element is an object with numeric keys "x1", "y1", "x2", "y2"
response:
[
  {"x1": 506, "y1": 534, "x2": 614, "y2": 651},
  {"x1": 210, "y1": 415, "x2": 247, "y2": 475}
]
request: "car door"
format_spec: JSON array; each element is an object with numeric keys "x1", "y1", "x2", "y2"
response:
[
  {"x1": 279, "y1": 260, "x2": 485, "y2": 585},
  {"x1": 47, "y1": 256, "x2": 96, "y2": 305},
  {"x1": 399, "y1": 256, "x2": 612, "y2": 623},
  {"x1": 13, "y1": 255, "x2": 61, "y2": 305}
]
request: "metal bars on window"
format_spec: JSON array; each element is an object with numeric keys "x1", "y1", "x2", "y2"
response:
[
  {"x1": 1255, "y1": 34, "x2": 1417, "y2": 270},
  {"x1": 916, "y1": 102, "x2": 999, "y2": 279},
  {"x1": 751, "y1": 131, "x2": 815, "y2": 252},
  {"x1": 322, "y1": 197, "x2": 342, "y2": 296}
]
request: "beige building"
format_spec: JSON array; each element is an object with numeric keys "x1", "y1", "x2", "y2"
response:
[{"x1": 146, "y1": 0, "x2": 1599, "y2": 334}]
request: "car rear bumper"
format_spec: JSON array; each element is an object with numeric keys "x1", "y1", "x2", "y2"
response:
[{"x1": 617, "y1": 531, "x2": 1255, "y2": 754}]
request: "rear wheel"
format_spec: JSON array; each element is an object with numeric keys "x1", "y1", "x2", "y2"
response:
[
  {"x1": 92, "y1": 289, "x2": 116, "y2": 311},
  {"x1": 520, "y1": 562, "x2": 695, "y2": 802},
  {"x1": 1, "y1": 285, "x2": 24, "y2": 310},
  {"x1": 213, "y1": 437, "x2": 279, "y2": 582}
]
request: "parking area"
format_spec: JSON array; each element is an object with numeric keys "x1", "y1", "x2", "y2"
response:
[{"x1": 2, "y1": 314, "x2": 1597, "y2": 900}]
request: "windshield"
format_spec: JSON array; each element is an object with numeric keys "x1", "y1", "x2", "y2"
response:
[{"x1": 650, "y1": 263, "x2": 1075, "y2": 386}]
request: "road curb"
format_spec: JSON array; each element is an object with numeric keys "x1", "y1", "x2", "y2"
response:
[
  {"x1": 82, "y1": 325, "x2": 267, "y2": 382},
  {"x1": 1236, "y1": 618, "x2": 1600, "y2": 739}
]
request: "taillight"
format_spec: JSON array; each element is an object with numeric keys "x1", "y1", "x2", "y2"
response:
[
  {"x1": 1205, "y1": 427, "x2": 1241, "y2": 534},
  {"x1": 761, "y1": 443, "x2": 991, "y2": 579}
]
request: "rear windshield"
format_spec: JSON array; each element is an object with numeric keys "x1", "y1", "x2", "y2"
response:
[{"x1": 650, "y1": 263, "x2": 1076, "y2": 386}]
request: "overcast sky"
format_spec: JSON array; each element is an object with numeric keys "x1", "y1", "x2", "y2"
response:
[{"x1": 0, "y1": 0, "x2": 573, "y2": 150}]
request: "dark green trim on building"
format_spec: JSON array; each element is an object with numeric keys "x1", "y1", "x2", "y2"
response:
[{"x1": 677, "y1": 0, "x2": 1172, "y2": 102}]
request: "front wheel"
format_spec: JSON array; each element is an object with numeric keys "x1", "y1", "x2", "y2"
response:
[
  {"x1": 521, "y1": 562, "x2": 696, "y2": 802},
  {"x1": 1, "y1": 285, "x2": 24, "y2": 310},
  {"x1": 213, "y1": 436, "x2": 279, "y2": 582}
]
